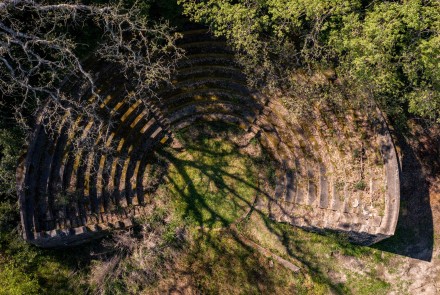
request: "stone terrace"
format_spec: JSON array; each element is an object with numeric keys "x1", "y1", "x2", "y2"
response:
[{"x1": 17, "y1": 23, "x2": 400, "y2": 247}]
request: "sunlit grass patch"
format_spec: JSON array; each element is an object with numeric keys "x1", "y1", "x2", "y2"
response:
[{"x1": 165, "y1": 122, "x2": 262, "y2": 228}]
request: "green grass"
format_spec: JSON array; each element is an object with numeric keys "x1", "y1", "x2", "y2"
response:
[
  {"x1": 164, "y1": 122, "x2": 261, "y2": 228},
  {"x1": 237, "y1": 211, "x2": 394, "y2": 295},
  {"x1": 0, "y1": 231, "x2": 90, "y2": 295},
  {"x1": 179, "y1": 229, "x2": 311, "y2": 295}
]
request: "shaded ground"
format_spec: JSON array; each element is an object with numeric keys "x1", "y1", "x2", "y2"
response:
[
  {"x1": 375, "y1": 126, "x2": 434, "y2": 261},
  {"x1": 374, "y1": 120, "x2": 440, "y2": 293}
]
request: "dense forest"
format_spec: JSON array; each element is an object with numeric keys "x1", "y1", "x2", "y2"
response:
[{"x1": 0, "y1": 0, "x2": 439, "y2": 294}]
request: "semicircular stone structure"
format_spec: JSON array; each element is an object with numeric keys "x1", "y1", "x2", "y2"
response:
[{"x1": 17, "y1": 24, "x2": 400, "y2": 247}]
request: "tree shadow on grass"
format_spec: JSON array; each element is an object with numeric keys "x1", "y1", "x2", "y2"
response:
[
  {"x1": 158, "y1": 147, "x2": 254, "y2": 229},
  {"x1": 157, "y1": 144, "x2": 284, "y2": 293},
  {"x1": 157, "y1": 122, "x2": 352, "y2": 294}
]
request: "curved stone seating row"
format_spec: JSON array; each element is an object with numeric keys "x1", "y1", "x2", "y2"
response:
[
  {"x1": 253, "y1": 100, "x2": 399, "y2": 245},
  {"x1": 177, "y1": 53, "x2": 238, "y2": 68},
  {"x1": 158, "y1": 77, "x2": 250, "y2": 100},
  {"x1": 168, "y1": 101, "x2": 254, "y2": 122},
  {"x1": 175, "y1": 65, "x2": 246, "y2": 82},
  {"x1": 17, "y1": 24, "x2": 399, "y2": 247},
  {"x1": 17, "y1": 63, "x2": 171, "y2": 247},
  {"x1": 158, "y1": 28, "x2": 400, "y2": 246},
  {"x1": 178, "y1": 40, "x2": 231, "y2": 55},
  {"x1": 162, "y1": 88, "x2": 256, "y2": 111}
]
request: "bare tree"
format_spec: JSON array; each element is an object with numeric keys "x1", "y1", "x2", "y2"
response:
[{"x1": 0, "y1": 0, "x2": 183, "y2": 153}]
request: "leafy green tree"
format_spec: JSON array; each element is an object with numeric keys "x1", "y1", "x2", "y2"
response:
[
  {"x1": 330, "y1": 0, "x2": 440, "y2": 120},
  {"x1": 179, "y1": 0, "x2": 440, "y2": 121}
]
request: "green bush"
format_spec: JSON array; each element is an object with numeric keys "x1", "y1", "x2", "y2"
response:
[
  {"x1": 354, "y1": 180, "x2": 367, "y2": 191},
  {"x1": 0, "y1": 264, "x2": 39, "y2": 295}
]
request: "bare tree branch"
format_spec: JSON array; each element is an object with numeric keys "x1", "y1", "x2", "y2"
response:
[{"x1": 0, "y1": 0, "x2": 183, "y2": 154}]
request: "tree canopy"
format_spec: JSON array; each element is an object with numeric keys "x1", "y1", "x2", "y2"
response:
[{"x1": 179, "y1": 0, "x2": 440, "y2": 122}]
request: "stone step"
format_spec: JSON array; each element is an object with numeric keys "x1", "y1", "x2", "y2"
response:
[
  {"x1": 284, "y1": 167, "x2": 295, "y2": 203},
  {"x1": 172, "y1": 113, "x2": 251, "y2": 132},
  {"x1": 179, "y1": 28, "x2": 210, "y2": 39},
  {"x1": 175, "y1": 67, "x2": 246, "y2": 83},
  {"x1": 162, "y1": 89, "x2": 258, "y2": 112},
  {"x1": 176, "y1": 30, "x2": 220, "y2": 46},
  {"x1": 178, "y1": 40, "x2": 226, "y2": 50},
  {"x1": 176, "y1": 65, "x2": 245, "y2": 79},
  {"x1": 47, "y1": 129, "x2": 69, "y2": 227},
  {"x1": 318, "y1": 165, "x2": 329, "y2": 209},
  {"x1": 24, "y1": 125, "x2": 50, "y2": 233},
  {"x1": 306, "y1": 166, "x2": 318, "y2": 207},
  {"x1": 274, "y1": 168, "x2": 286, "y2": 201},
  {"x1": 179, "y1": 41, "x2": 232, "y2": 55},
  {"x1": 159, "y1": 77, "x2": 250, "y2": 98},
  {"x1": 176, "y1": 53, "x2": 237, "y2": 68},
  {"x1": 83, "y1": 151, "x2": 100, "y2": 214},
  {"x1": 168, "y1": 102, "x2": 256, "y2": 125},
  {"x1": 329, "y1": 179, "x2": 345, "y2": 212},
  {"x1": 37, "y1": 130, "x2": 63, "y2": 229}
]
